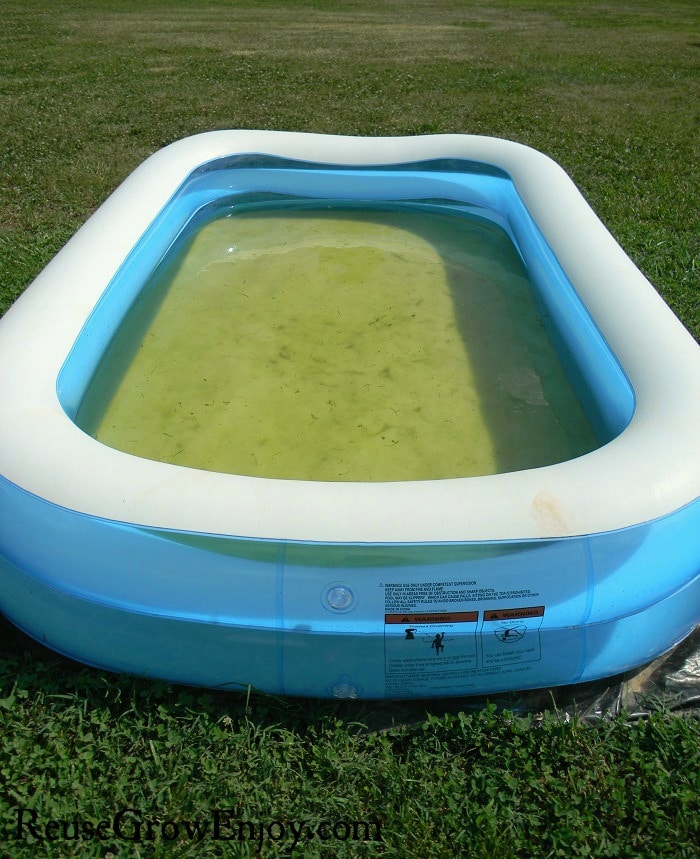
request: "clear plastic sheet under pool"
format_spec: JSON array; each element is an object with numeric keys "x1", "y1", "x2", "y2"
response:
[{"x1": 459, "y1": 625, "x2": 700, "y2": 723}]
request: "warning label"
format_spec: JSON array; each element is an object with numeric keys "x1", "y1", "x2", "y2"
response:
[
  {"x1": 385, "y1": 611, "x2": 479, "y2": 625},
  {"x1": 480, "y1": 606, "x2": 545, "y2": 667},
  {"x1": 384, "y1": 581, "x2": 541, "y2": 612},
  {"x1": 384, "y1": 611, "x2": 479, "y2": 696},
  {"x1": 484, "y1": 606, "x2": 545, "y2": 621},
  {"x1": 382, "y1": 578, "x2": 547, "y2": 695}
]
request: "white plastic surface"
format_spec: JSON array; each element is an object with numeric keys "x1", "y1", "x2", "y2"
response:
[{"x1": 0, "y1": 132, "x2": 698, "y2": 542}]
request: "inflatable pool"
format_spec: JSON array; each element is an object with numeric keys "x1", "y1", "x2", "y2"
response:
[{"x1": 0, "y1": 131, "x2": 698, "y2": 699}]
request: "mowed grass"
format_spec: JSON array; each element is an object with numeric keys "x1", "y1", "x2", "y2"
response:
[
  {"x1": 1, "y1": 0, "x2": 698, "y2": 333},
  {"x1": 1, "y1": 1, "x2": 699, "y2": 856},
  {"x1": 2, "y1": 649, "x2": 699, "y2": 859}
]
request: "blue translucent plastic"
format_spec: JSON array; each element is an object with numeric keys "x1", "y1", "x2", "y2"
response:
[{"x1": 0, "y1": 475, "x2": 698, "y2": 697}]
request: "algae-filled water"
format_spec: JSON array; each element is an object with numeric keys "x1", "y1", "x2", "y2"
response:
[{"x1": 77, "y1": 204, "x2": 600, "y2": 481}]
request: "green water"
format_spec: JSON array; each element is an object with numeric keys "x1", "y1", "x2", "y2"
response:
[{"x1": 77, "y1": 205, "x2": 600, "y2": 481}]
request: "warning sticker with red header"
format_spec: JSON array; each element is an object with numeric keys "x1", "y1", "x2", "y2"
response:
[
  {"x1": 480, "y1": 606, "x2": 545, "y2": 667},
  {"x1": 382, "y1": 578, "x2": 549, "y2": 695},
  {"x1": 483, "y1": 606, "x2": 545, "y2": 621},
  {"x1": 385, "y1": 611, "x2": 479, "y2": 625},
  {"x1": 384, "y1": 609, "x2": 480, "y2": 696}
]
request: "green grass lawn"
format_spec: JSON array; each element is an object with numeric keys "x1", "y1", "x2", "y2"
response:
[
  {"x1": 1, "y1": 644, "x2": 699, "y2": 858},
  {"x1": 1, "y1": 1, "x2": 699, "y2": 856}
]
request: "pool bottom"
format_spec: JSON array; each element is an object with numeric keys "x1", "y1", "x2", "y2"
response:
[{"x1": 76, "y1": 204, "x2": 600, "y2": 482}]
